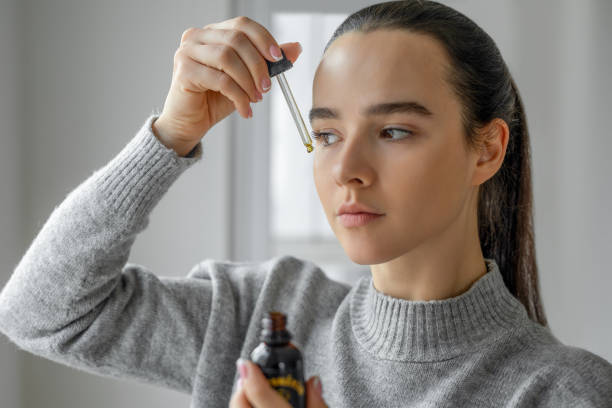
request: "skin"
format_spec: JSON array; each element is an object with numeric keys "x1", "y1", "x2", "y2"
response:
[{"x1": 311, "y1": 29, "x2": 509, "y2": 301}]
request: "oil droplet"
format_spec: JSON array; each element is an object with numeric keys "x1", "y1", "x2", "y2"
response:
[{"x1": 305, "y1": 144, "x2": 313, "y2": 153}]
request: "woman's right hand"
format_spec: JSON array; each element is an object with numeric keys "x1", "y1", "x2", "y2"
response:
[{"x1": 152, "y1": 16, "x2": 303, "y2": 156}]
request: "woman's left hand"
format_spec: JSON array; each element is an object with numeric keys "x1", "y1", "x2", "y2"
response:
[{"x1": 230, "y1": 359, "x2": 329, "y2": 408}]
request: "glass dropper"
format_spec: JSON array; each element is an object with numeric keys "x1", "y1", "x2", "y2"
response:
[
  {"x1": 266, "y1": 49, "x2": 314, "y2": 153},
  {"x1": 274, "y1": 72, "x2": 313, "y2": 153}
]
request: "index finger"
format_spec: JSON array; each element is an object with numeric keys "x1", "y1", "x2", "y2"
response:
[
  {"x1": 205, "y1": 16, "x2": 284, "y2": 63},
  {"x1": 239, "y1": 360, "x2": 293, "y2": 408},
  {"x1": 229, "y1": 385, "x2": 252, "y2": 408}
]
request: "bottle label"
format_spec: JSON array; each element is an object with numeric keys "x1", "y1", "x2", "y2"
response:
[{"x1": 260, "y1": 364, "x2": 305, "y2": 408}]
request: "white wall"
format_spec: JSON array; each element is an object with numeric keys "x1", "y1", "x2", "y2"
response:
[
  {"x1": 0, "y1": 1, "x2": 24, "y2": 407},
  {"x1": 5, "y1": 0, "x2": 233, "y2": 407}
]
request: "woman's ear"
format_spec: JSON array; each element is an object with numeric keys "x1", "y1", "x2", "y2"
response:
[{"x1": 472, "y1": 118, "x2": 509, "y2": 186}]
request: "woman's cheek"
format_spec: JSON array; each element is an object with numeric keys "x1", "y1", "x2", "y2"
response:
[{"x1": 313, "y1": 158, "x2": 332, "y2": 213}]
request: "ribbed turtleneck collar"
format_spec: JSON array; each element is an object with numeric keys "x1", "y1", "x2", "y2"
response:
[{"x1": 350, "y1": 258, "x2": 530, "y2": 362}]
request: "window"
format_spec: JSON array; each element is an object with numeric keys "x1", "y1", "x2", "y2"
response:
[{"x1": 268, "y1": 13, "x2": 370, "y2": 285}]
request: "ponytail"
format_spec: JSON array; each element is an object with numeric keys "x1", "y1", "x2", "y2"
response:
[
  {"x1": 478, "y1": 78, "x2": 547, "y2": 326},
  {"x1": 326, "y1": 0, "x2": 548, "y2": 326}
]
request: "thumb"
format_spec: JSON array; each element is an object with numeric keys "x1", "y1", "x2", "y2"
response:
[
  {"x1": 306, "y1": 376, "x2": 328, "y2": 408},
  {"x1": 279, "y1": 42, "x2": 303, "y2": 64}
]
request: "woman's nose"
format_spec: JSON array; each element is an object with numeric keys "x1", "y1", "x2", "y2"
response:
[{"x1": 331, "y1": 137, "x2": 376, "y2": 188}]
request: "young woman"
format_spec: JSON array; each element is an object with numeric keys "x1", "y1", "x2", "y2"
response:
[{"x1": 1, "y1": 1, "x2": 611, "y2": 407}]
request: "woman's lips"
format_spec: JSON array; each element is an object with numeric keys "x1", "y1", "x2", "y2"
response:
[{"x1": 338, "y1": 212, "x2": 384, "y2": 227}]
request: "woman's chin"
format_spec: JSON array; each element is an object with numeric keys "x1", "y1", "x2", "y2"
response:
[{"x1": 338, "y1": 239, "x2": 399, "y2": 266}]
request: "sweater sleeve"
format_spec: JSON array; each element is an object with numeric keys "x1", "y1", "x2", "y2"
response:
[
  {"x1": 551, "y1": 349, "x2": 612, "y2": 407},
  {"x1": 511, "y1": 344, "x2": 612, "y2": 407},
  {"x1": 0, "y1": 113, "x2": 209, "y2": 393}
]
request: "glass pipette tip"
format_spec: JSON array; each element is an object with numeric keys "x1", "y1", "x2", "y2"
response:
[{"x1": 275, "y1": 72, "x2": 313, "y2": 153}]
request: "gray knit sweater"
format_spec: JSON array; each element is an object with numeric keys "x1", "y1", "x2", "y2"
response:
[{"x1": 1, "y1": 113, "x2": 611, "y2": 408}]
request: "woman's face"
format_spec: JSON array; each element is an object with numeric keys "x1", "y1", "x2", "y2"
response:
[{"x1": 311, "y1": 29, "x2": 480, "y2": 265}]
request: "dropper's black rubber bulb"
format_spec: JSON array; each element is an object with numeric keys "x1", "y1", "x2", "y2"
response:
[{"x1": 266, "y1": 49, "x2": 293, "y2": 77}]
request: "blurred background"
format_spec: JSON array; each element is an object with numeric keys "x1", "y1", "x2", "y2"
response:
[{"x1": 1, "y1": 0, "x2": 610, "y2": 407}]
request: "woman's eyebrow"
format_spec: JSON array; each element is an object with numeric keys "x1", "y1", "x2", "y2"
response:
[{"x1": 309, "y1": 101, "x2": 434, "y2": 124}]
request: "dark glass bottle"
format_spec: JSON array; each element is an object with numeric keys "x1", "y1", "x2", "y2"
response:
[{"x1": 250, "y1": 311, "x2": 306, "y2": 408}]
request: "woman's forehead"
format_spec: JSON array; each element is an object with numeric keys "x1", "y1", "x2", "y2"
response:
[{"x1": 313, "y1": 29, "x2": 453, "y2": 106}]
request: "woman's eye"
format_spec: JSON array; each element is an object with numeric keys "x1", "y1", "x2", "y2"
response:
[
  {"x1": 310, "y1": 128, "x2": 414, "y2": 147},
  {"x1": 381, "y1": 128, "x2": 414, "y2": 140},
  {"x1": 311, "y1": 131, "x2": 339, "y2": 146}
]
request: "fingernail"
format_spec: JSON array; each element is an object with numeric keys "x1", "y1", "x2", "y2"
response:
[
  {"x1": 313, "y1": 376, "x2": 322, "y2": 396},
  {"x1": 296, "y1": 42, "x2": 302, "y2": 54},
  {"x1": 236, "y1": 358, "x2": 249, "y2": 378},
  {"x1": 237, "y1": 378, "x2": 243, "y2": 390},
  {"x1": 256, "y1": 91, "x2": 263, "y2": 101},
  {"x1": 261, "y1": 77, "x2": 271, "y2": 92},
  {"x1": 270, "y1": 44, "x2": 282, "y2": 61},
  {"x1": 248, "y1": 105, "x2": 253, "y2": 118}
]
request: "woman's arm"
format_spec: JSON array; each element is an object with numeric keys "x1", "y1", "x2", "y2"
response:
[{"x1": 0, "y1": 114, "x2": 208, "y2": 393}]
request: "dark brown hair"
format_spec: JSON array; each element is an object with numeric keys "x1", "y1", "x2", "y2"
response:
[{"x1": 325, "y1": 0, "x2": 547, "y2": 326}]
